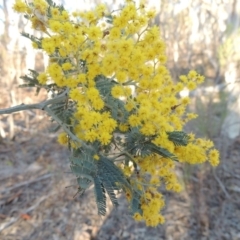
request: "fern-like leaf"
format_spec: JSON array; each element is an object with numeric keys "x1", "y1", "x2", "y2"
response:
[
  {"x1": 125, "y1": 127, "x2": 148, "y2": 156},
  {"x1": 130, "y1": 190, "x2": 143, "y2": 215},
  {"x1": 125, "y1": 128, "x2": 178, "y2": 161},
  {"x1": 145, "y1": 143, "x2": 178, "y2": 161},
  {"x1": 93, "y1": 177, "x2": 106, "y2": 216},
  {"x1": 98, "y1": 157, "x2": 131, "y2": 189},
  {"x1": 19, "y1": 69, "x2": 42, "y2": 94},
  {"x1": 21, "y1": 33, "x2": 42, "y2": 49},
  {"x1": 71, "y1": 153, "x2": 139, "y2": 216},
  {"x1": 77, "y1": 177, "x2": 92, "y2": 190},
  {"x1": 167, "y1": 131, "x2": 190, "y2": 146},
  {"x1": 96, "y1": 157, "x2": 132, "y2": 209},
  {"x1": 95, "y1": 76, "x2": 128, "y2": 122},
  {"x1": 70, "y1": 154, "x2": 97, "y2": 177},
  {"x1": 102, "y1": 179, "x2": 119, "y2": 207}
]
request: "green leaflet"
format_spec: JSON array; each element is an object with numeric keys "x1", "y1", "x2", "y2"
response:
[
  {"x1": 167, "y1": 131, "x2": 190, "y2": 146},
  {"x1": 93, "y1": 177, "x2": 107, "y2": 216},
  {"x1": 125, "y1": 127, "x2": 147, "y2": 155},
  {"x1": 70, "y1": 152, "x2": 97, "y2": 177},
  {"x1": 77, "y1": 177, "x2": 92, "y2": 190},
  {"x1": 125, "y1": 128, "x2": 179, "y2": 161},
  {"x1": 95, "y1": 75, "x2": 116, "y2": 95},
  {"x1": 21, "y1": 33, "x2": 42, "y2": 49},
  {"x1": 70, "y1": 151, "x2": 143, "y2": 216},
  {"x1": 97, "y1": 157, "x2": 131, "y2": 190},
  {"x1": 95, "y1": 76, "x2": 129, "y2": 122},
  {"x1": 146, "y1": 143, "x2": 178, "y2": 161},
  {"x1": 130, "y1": 190, "x2": 143, "y2": 215},
  {"x1": 19, "y1": 69, "x2": 41, "y2": 95},
  {"x1": 101, "y1": 178, "x2": 119, "y2": 207},
  {"x1": 104, "y1": 14, "x2": 114, "y2": 24},
  {"x1": 46, "y1": 0, "x2": 65, "y2": 10}
]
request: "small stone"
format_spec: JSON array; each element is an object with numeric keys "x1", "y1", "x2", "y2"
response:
[
  {"x1": 25, "y1": 162, "x2": 42, "y2": 173},
  {"x1": 74, "y1": 230, "x2": 91, "y2": 240},
  {"x1": 122, "y1": 230, "x2": 130, "y2": 238}
]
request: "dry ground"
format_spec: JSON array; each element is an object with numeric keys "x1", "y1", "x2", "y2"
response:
[{"x1": 0, "y1": 86, "x2": 240, "y2": 240}]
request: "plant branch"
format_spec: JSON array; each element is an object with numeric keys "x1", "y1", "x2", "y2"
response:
[
  {"x1": 0, "y1": 89, "x2": 69, "y2": 115},
  {"x1": 0, "y1": 88, "x2": 95, "y2": 152},
  {"x1": 44, "y1": 105, "x2": 94, "y2": 151}
]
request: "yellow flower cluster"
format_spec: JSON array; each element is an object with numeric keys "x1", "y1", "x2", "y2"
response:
[
  {"x1": 13, "y1": 0, "x2": 220, "y2": 227},
  {"x1": 133, "y1": 189, "x2": 165, "y2": 226},
  {"x1": 135, "y1": 154, "x2": 182, "y2": 192},
  {"x1": 73, "y1": 107, "x2": 117, "y2": 145},
  {"x1": 141, "y1": 190, "x2": 166, "y2": 226}
]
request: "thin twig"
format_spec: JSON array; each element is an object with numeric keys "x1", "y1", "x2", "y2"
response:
[
  {"x1": 0, "y1": 217, "x2": 18, "y2": 233},
  {"x1": 213, "y1": 169, "x2": 231, "y2": 199},
  {"x1": 0, "y1": 193, "x2": 53, "y2": 233},
  {"x1": 0, "y1": 173, "x2": 52, "y2": 193},
  {"x1": 222, "y1": 165, "x2": 240, "y2": 180}
]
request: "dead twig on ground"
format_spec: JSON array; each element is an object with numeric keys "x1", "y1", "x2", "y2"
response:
[
  {"x1": 213, "y1": 169, "x2": 230, "y2": 199},
  {"x1": 222, "y1": 166, "x2": 240, "y2": 180},
  {"x1": 0, "y1": 173, "x2": 52, "y2": 194},
  {"x1": 0, "y1": 193, "x2": 53, "y2": 233}
]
